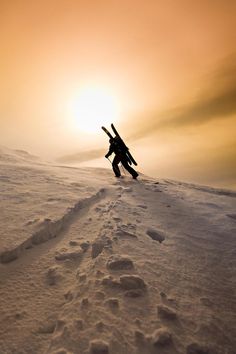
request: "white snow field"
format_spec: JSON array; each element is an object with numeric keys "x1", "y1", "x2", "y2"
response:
[{"x1": 0, "y1": 146, "x2": 235, "y2": 354}]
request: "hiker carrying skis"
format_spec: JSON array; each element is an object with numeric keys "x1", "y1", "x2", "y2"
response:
[{"x1": 105, "y1": 137, "x2": 139, "y2": 179}]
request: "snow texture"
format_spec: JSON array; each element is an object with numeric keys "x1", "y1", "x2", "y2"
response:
[{"x1": 0, "y1": 147, "x2": 236, "y2": 354}]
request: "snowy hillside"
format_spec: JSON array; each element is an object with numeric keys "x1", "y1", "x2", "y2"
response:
[{"x1": 0, "y1": 148, "x2": 235, "y2": 354}]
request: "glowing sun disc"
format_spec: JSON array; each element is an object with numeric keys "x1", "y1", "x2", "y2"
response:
[{"x1": 69, "y1": 86, "x2": 120, "y2": 133}]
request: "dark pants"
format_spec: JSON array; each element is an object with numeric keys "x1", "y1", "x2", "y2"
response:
[{"x1": 112, "y1": 154, "x2": 138, "y2": 178}]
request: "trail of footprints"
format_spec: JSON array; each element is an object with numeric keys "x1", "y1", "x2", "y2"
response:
[{"x1": 43, "y1": 188, "x2": 208, "y2": 354}]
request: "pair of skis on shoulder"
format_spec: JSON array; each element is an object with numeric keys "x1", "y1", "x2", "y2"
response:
[{"x1": 102, "y1": 124, "x2": 137, "y2": 166}]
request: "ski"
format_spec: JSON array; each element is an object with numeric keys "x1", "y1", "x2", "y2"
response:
[
  {"x1": 101, "y1": 126, "x2": 114, "y2": 140},
  {"x1": 111, "y1": 124, "x2": 138, "y2": 166},
  {"x1": 124, "y1": 152, "x2": 133, "y2": 165}
]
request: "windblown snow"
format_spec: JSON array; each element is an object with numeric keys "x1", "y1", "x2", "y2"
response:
[{"x1": 0, "y1": 146, "x2": 235, "y2": 354}]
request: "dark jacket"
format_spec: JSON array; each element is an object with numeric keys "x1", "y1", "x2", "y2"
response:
[{"x1": 105, "y1": 137, "x2": 126, "y2": 158}]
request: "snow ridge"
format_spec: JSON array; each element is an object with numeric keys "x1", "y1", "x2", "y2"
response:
[
  {"x1": 0, "y1": 188, "x2": 106, "y2": 264},
  {"x1": 0, "y1": 152, "x2": 235, "y2": 354}
]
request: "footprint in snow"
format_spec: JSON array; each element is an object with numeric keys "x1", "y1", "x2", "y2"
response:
[
  {"x1": 146, "y1": 228, "x2": 165, "y2": 243},
  {"x1": 69, "y1": 240, "x2": 79, "y2": 246},
  {"x1": 106, "y1": 255, "x2": 134, "y2": 270},
  {"x1": 157, "y1": 305, "x2": 177, "y2": 320},
  {"x1": 89, "y1": 340, "x2": 109, "y2": 354},
  {"x1": 227, "y1": 214, "x2": 236, "y2": 220},
  {"x1": 113, "y1": 217, "x2": 122, "y2": 222},
  {"x1": 115, "y1": 229, "x2": 137, "y2": 239},
  {"x1": 38, "y1": 320, "x2": 56, "y2": 334},
  {"x1": 105, "y1": 298, "x2": 119, "y2": 312},
  {"x1": 123, "y1": 187, "x2": 132, "y2": 192},
  {"x1": 186, "y1": 342, "x2": 210, "y2": 354},
  {"x1": 137, "y1": 204, "x2": 147, "y2": 209},
  {"x1": 55, "y1": 249, "x2": 83, "y2": 261},
  {"x1": 46, "y1": 266, "x2": 63, "y2": 285},
  {"x1": 150, "y1": 327, "x2": 172, "y2": 347}
]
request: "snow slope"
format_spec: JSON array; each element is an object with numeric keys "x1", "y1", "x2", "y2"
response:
[{"x1": 0, "y1": 148, "x2": 235, "y2": 354}]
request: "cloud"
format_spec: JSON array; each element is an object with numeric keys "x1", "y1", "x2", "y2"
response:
[
  {"x1": 129, "y1": 54, "x2": 236, "y2": 139},
  {"x1": 57, "y1": 55, "x2": 236, "y2": 165},
  {"x1": 57, "y1": 148, "x2": 105, "y2": 163}
]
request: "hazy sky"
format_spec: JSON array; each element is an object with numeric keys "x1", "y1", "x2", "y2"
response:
[{"x1": 1, "y1": 0, "x2": 236, "y2": 188}]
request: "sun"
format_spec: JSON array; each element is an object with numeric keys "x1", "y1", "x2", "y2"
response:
[{"x1": 68, "y1": 86, "x2": 120, "y2": 133}]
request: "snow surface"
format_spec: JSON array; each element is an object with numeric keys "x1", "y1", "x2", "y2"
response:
[{"x1": 0, "y1": 147, "x2": 235, "y2": 354}]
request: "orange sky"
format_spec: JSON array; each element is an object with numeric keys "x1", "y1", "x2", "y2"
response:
[{"x1": 0, "y1": 0, "x2": 236, "y2": 188}]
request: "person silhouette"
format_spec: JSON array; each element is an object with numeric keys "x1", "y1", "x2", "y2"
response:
[{"x1": 105, "y1": 136, "x2": 139, "y2": 179}]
